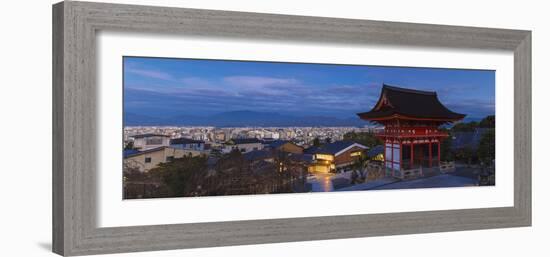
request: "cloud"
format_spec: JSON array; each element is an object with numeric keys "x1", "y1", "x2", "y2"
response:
[
  {"x1": 126, "y1": 67, "x2": 174, "y2": 81},
  {"x1": 124, "y1": 72, "x2": 495, "y2": 120},
  {"x1": 223, "y1": 76, "x2": 299, "y2": 88},
  {"x1": 180, "y1": 77, "x2": 213, "y2": 87},
  {"x1": 222, "y1": 76, "x2": 314, "y2": 97},
  {"x1": 125, "y1": 72, "x2": 386, "y2": 118},
  {"x1": 324, "y1": 84, "x2": 382, "y2": 97}
]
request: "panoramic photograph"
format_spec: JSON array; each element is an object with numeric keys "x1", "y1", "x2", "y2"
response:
[{"x1": 122, "y1": 57, "x2": 496, "y2": 199}]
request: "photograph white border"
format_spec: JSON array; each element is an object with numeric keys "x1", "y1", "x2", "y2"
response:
[{"x1": 97, "y1": 31, "x2": 514, "y2": 228}]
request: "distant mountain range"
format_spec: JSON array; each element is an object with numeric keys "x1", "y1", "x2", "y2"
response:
[
  {"x1": 124, "y1": 110, "x2": 369, "y2": 127},
  {"x1": 125, "y1": 110, "x2": 488, "y2": 127}
]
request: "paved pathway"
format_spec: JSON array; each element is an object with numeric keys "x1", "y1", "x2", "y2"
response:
[
  {"x1": 308, "y1": 173, "x2": 335, "y2": 192},
  {"x1": 336, "y1": 177, "x2": 399, "y2": 191},
  {"x1": 336, "y1": 173, "x2": 477, "y2": 191},
  {"x1": 371, "y1": 174, "x2": 477, "y2": 190},
  {"x1": 309, "y1": 169, "x2": 479, "y2": 192}
]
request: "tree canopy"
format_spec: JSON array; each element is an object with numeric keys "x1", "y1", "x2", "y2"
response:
[
  {"x1": 343, "y1": 131, "x2": 382, "y2": 148},
  {"x1": 150, "y1": 155, "x2": 209, "y2": 197},
  {"x1": 451, "y1": 115, "x2": 495, "y2": 132},
  {"x1": 312, "y1": 137, "x2": 321, "y2": 147},
  {"x1": 477, "y1": 128, "x2": 496, "y2": 164},
  {"x1": 479, "y1": 115, "x2": 495, "y2": 128}
]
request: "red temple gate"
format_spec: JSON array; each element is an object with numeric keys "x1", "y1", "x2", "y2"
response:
[{"x1": 357, "y1": 85, "x2": 465, "y2": 178}]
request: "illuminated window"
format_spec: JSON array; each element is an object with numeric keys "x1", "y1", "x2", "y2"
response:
[
  {"x1": 315, "y1": 154, "x2": 334, "y2": 161},
  {"x1": 350, "y1": 151, "x2": 362, "y2": 157}
]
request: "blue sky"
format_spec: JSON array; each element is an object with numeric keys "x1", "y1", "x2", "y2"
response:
[{"x1": 124, "y1": 57, "x2": 495, "y2": 120}]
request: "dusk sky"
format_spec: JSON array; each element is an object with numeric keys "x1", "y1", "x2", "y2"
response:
[{"x1": 124, "y1": 57, "x2": 495, "y2": 122}]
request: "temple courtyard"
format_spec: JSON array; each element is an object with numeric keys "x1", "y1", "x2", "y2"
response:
[{"x1": 307, "y1": 165, "x2": 482, "y2": 192}]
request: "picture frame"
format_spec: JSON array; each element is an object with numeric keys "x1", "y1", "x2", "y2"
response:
[{"x1": 52, "y1": 1, "x2": 531, "y2": 256}]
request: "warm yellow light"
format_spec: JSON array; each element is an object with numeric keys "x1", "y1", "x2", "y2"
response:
[
  {"x1": 308, "y1": 164, "x2": 331, "y2": 173},
  {"x1": 315, "y1": 154, "x2": 334, "y2": 161},
  {"x1": 351, "y1": 151, "x2": 362, "y2": 157}
]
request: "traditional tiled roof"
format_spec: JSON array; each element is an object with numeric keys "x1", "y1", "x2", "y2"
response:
[
  {"x1": 367, "y1": 145, "x2": 385, "y2": 158},
  {"x1": 357, "y1": 84, "x2": 466, "y2": 121},
  {"x1": 170, "y1": 137, "x2": 204, "y2": 145},
  {"x1": 303, "y1": 145, "x2": 320, "y2": 155},
  {"x1": 228, "y1": 138, "x2": 262, "y2": 145},
  {"x1": 123, "y1": 146, "x2": 167, "y2": 158},
  {"x1": 130, "y1": 133, "x2": 170, "y2": 139},
  {"x1": 268, "y1": 140, "x2": 289, "y2": 148},
  {"x1": 267, "y1": 140, "x2": 303, "y2": 150},
  {"x1": 123, "y1": 149, "x2": 140, "y2": 158},
  {"x1": 243, "y1": 150, "x2": 274, "y2": 161},
  {"x1": 305, "y1": 141, "x2": 367, "y2": 156}
]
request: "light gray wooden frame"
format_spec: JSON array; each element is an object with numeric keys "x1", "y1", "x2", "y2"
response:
[{"x1": 52, "y1": 1, "x2": 531, "y2": 256}]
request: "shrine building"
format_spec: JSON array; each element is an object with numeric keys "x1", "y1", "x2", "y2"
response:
[{"x1": 357, "y1": 84, "x2": 465, "y2": 178}]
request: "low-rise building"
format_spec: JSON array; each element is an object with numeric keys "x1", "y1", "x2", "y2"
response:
[
  {"x1": 130, "y1": 134, "x2": 170, "y2": 150},
  {"x1": 267, "y1": 140, "x2": 304, "y2": 154},
  {"x1": 124, "y1": 146, "x2": 203, "y2": 172},
  {"x1": 170, "y1": 137, "x2": 206, "y2": 151},
  {"x1": 222, "y1": 138, "x2": 264, "y2": 153},
  {"x1": 214, "y1": 132, "x2": 226, "y2": 142},
  {"x1": 305, "y1": 141, "x2": 368, "y2": 173}
]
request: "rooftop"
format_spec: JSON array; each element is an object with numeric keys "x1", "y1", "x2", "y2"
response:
[
  {"x1": 130, "y1": 133, "x2": 170, "y2": 139},
  {"x1": 267, "y1": 140, "x2": 302, "y2": 149},
  {"x1": 170, "y1": 137, "x2": 204, "y2": 145},
  {"x1": 227, "y1": 138, "x2": 263, "y2": 145},
  {"x1": 367, "y1": 145, "x2": 385, "y2": 158},
  {"x1": 123, "y1": 146, "x2": 167, "y2": 158},
  {"x1": 357, "y1": 84, "x2": 466, "y2": 122},
  {"x1": 243, "y1": 150, "x2": 274, "y2": 161},
  {"x1": 305, "y1": 140, "x2": 367, "y2": 155}
]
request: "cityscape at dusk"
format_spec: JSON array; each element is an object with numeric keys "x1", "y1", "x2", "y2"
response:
[{"x1": 123, "y1": 57, "x2": 496, "y2": 199}]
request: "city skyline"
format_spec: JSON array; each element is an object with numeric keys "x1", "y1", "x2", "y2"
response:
[{"x1": 124, "y1": 57, "x2": 495, "y2": 126}]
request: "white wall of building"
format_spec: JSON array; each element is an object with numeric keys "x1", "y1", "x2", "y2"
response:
[{"x1": 222, "y1": 143, "x2": 264, "y2": 153}]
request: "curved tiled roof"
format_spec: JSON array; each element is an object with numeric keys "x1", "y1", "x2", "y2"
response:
[
  {"x1": 357, "y1": 84, "x2": 466, "y2": 121},
  {"x1": 305, "y1": 141, "x2": 367, "y2": 156}
]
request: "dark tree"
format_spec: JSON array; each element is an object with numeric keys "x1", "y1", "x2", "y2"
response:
[
  {"x1": 351, "y1": 153, "x2": 369, "y2": 181},
  {"x1": 477, "y1": 129, "x2": 496, "y2": 164},
  {"x1": 451, "y1": 121, "x2": 479, "y2": 132},
  {"x1": 213, "y1": 150, "x2": 256, "y2": 195},
  {"x1": 209, "y1": 148, "x2": 222, "y2": 158},
  {"x1": 343, "y1": 131, "x2": 382, "y2": 148},
  {"x1": 455, "y1": 146, "x2": 475, "y2": 167},
  {"x1": 479, "y1": 115, "x2": 496, "y2": 128},
  {"x1": 312, "y1": 137, "x2": 321, "y2": 147},
  {"x1": 150, "y1": 155, "x2": 209, "y2": 197},
  {"x1": 438, "y1": 128, "x2": 453, "y2": 161},
  {"x1": 124, "y1": 141, "x2": 135, "y2": 150}
]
